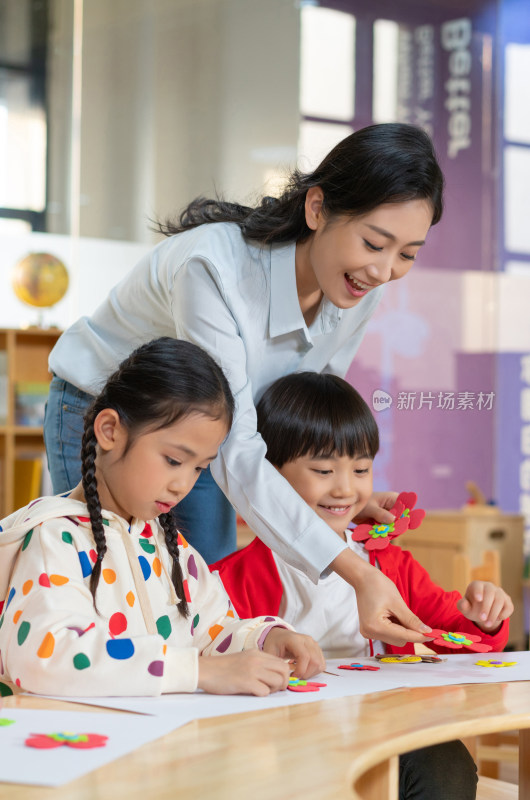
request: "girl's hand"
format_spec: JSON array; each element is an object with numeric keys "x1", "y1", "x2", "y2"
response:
[
  {"x1": 262, "y1": 628, "x2": 326, "y2": 679},
  {"x1": 353, "y1": 491, "x2": 399, "y2": 525},
  {"x1": 457, "y1": 581, "x2": 514, "y2": 633},
  {"x1": 197, "y1": 651, "x2": 290, "y2": 696}
]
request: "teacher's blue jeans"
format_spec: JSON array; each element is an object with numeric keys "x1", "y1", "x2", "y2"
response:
[{"x1": 43, "y1": 376, "x2": 236, "y2": 563}]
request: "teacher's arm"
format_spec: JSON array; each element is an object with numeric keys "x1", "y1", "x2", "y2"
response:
[{"x1": 172, "y1": 257, "x2": 430, "y2": 645}]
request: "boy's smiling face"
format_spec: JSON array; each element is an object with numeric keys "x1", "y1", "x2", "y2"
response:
[{"x1": 277, "y1": 452, "x2": 374, "y2": 539}]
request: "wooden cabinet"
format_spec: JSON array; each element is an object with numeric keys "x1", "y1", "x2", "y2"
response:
[
  {"x1": 0, "y1": 328, "x2": 61, "y2": 518},
  {"x1": 398, "y1": 510, "x2": 526, "y2": 650}
]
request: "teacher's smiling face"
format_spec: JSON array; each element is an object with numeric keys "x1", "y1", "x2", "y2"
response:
[{"x1": 295, "y1": 188, "x2": 433, "y2": 320}]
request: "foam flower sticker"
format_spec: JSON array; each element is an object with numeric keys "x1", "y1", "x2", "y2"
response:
[
  {"x1": 350, "y1": 492, "x2": 426, "y2": 550},
  {"x1": 25, "y1": 732, "x2": 108, "y2": 749},
  {"x1": 390, "y1": 492, "x2": 425, "y2": 530},
  {"x1": 349, "y1": 507, "x2": 409, "y2": 550},
  {"x1": 475, "y1": 659, "x2": 517, "y2": 668},
  {"x1": 287, "y1": 677, "x2": 327, "y2": 693},
  {"x1": 377, "y1": 655, "x2": 422, "y2": 664},
  {"x1": 338, "y1": 662, "x2": 380, "y2": 671},
  {"x1": 428, "y1": 629, "x2": 492, "y2": 653}
]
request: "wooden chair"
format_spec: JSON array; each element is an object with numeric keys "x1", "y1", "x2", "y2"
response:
[{"x1": 452, "y1": 549, "x2": 501, "y2": 595}]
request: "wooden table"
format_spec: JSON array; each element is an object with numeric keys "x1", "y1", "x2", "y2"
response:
[{"x1": 2, "y1": 681, "x2": 530, "y2": 799}]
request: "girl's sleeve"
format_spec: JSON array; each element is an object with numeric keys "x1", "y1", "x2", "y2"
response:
[
  {"x1": 1, "y1": 522, "x2": 209, "y2": 697},
  {"x1": 167, "y1": 542, "x2": 292, "y2": 680},
  {"x1": 172, "y1": 257, "x2": 353, "y2": 583}
]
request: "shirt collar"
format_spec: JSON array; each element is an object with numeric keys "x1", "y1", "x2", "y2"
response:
[
  {"x1": 269, "y1": 241, "x2": 305, "y2": 339},
  {"x1": 269, "y1": 241, "x2": 343, "y2": 340}
]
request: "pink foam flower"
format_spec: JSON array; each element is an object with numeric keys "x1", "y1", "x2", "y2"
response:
[{"x1": 427, "y1": 629, "x2": 492, "y2": 653}]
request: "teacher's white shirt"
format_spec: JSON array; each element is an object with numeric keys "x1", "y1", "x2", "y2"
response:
[{"x1": 50, "y1": 223, "x2": 384, "y2": 581}]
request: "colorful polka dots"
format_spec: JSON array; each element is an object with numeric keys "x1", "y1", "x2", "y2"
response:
[
  {"x1": 0, "y1": 682, "x2": 13, "y2": 697},
  {"x1": 152, "y1": 558, "x2": 162, "y2": 577},
  {"x1": 73, "y1": 653, "x2": 91, "y2": 670},
  {"x1": 38, "y1": 574, "x2": 51, "y2": 587},
  {"x1": 142, "y1": 523, "x2": 153, "y2": 538},
  {"x1": 156, "y1": 615, "x2": 172, "y2": 640},
  {"x1": 13, "y1": 610, "x2": 22, "y2": 625},
  {"x1": 17, "y1": 621, "x2": 30, "y2": 645},
  {"x1": 61, "y1": 531, "x2": 73, "y2": 545},
  {"x1": 209, "y1": 624, "x2": 223, "y2": 640},
  {"x1": 78, "y1": 551, "x2": 92, "y2": 578},
  {"x1": 102, "y1": 569, "x2": 116, "y2": 584},
  {"x1": 183, "y1": 580, "x2": 191, "y2": 602},
  {"x1": 5, "y1": 588, "x2": 15, "y2": 609},
  {"x1": 138, "y1": 556, "x2": 151, "y2": 581},
  {"x1": 216, "y1": 634, "x2": 233, "y2": 653},
  {"x1": 50, "y1": 574, "x2": 69, "y2": 586},
  {"x1": 139, "y1": 539, "x2": 155, "y2": 554},
  {"x1": 148, "y1": 660, "x2": 164, "y2": 676},
  {"x1": 21, "y1": 530, "x2": 33, "y2": 551},
  {"x1": 22, "y1": 580, "x2": 33, "y2": 595},
  {"x1": 106, "y1": 638, "x2": 135, "y2": 660},
  {"x1": 37, "y1": 632, "x2": 55, "y2": 659},
  {"x1": 109, "y1": 613, "x2": 128, "y2": 636},
  {"x1": 126, "y1": 591, "x2": 135, "y2": 607},
  {"x1": 187, "y1": 554, "x2": 198, "y2": 580}
]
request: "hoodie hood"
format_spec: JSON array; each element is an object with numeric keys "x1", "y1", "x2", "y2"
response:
[{"x1": 0, "y1": 495, "x2": 89, "y2": 603}]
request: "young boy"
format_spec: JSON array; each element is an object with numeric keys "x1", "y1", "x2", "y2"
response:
[{"x1": 211, "y1": 372, "x2": 514, "y2": 800}]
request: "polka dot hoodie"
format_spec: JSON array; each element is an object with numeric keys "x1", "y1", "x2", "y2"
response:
[{"x1": 0, "y1": 496, "x2": 290, "y2": 697}]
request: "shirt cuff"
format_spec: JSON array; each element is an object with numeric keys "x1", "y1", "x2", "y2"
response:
[{"x1": 160, "y1": 646, "x2": 199, "y2": 693}]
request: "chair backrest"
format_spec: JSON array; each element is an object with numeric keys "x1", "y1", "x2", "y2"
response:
[{"x1": 452, "y1": 550, "x2": 501, "y2": 596}]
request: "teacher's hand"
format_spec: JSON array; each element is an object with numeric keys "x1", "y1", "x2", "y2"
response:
[{"x1": 330, "y1": 548, "x2": 432, "y2": 647}]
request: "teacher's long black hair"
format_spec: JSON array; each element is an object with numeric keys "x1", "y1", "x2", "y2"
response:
[{"x1": 156, "y1": 123, "x2": 444, "y2": 244}]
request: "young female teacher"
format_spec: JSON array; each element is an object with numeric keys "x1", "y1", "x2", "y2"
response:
[{"x1": 44, "y1": 122, "x2": 444, "y2": 647}]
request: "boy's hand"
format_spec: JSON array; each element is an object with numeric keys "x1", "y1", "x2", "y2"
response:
[
  {"x1": 353, "y1": 491, "x2": 399, "y2": 525},
  {"x1": 262, "y1": 628, "x2": 326, "y2": 679},
  {"x1": 457, "y1": 581, "x2": 514, "y2": 633}
]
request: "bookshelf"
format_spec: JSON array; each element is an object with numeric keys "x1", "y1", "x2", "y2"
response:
[{"x1": 0, "y1": 328, "x2": 62, "y2": 518}]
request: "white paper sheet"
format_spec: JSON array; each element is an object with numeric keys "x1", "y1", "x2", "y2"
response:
[
  {"x1": 0, "y1": 707, "x2": 190, "y2": 787},
  {"x1": 38, "y1": 651, "x2": 530, "y2": 721}
]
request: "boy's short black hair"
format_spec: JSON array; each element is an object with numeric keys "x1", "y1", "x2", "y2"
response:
[{"x1": 256, "y1": 372, "x2": 379, "y2": 468}]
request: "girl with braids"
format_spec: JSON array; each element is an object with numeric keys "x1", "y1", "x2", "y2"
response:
[
  {"x1": 0, "y1": 338, "x2": 324, "y2": 697},
  {"x1": 44, "y1": 122, "x2": 444, "y2": 649}
]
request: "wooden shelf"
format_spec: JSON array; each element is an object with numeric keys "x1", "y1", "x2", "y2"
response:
[{"x1": 0, "y1": 327, "x2": 61, "y2": 517}]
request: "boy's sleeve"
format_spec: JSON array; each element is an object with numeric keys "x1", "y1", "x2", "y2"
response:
[
  {"x1": 382, "y1": 548, "x2": 509, "y2": 654},
  {"x1": 209, "y1": 537, "x2": 284, "y2": 619}
]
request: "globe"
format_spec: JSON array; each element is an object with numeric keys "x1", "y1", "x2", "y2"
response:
[{"x1": 11, "y1": 252, "x2": 69, "y2": 308}]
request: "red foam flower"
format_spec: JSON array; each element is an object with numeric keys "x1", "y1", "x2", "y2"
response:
[
  {"x1": 339, "y1": 663, "x2": 380, "y2": 671},
  {"x1": 390, "y1": 492, "x2": 425, "y2": 530},
  {"x1": 427, "y1": 629, "x2": 492, "y2": 653},
  {"x1": 350, "y1": 491, "x2": 425, "y2": 550},
  {"x1": 25, "y1": 732, "x2": 108, "y2": 749}
]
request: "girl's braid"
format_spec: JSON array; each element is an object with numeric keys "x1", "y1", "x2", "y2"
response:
[
  {"x1": 158, "y1": 511, "x2": 189, "y2": 618},
  {"x1": 81, "y1": 417, "x2": 107, "y2": 606}
]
